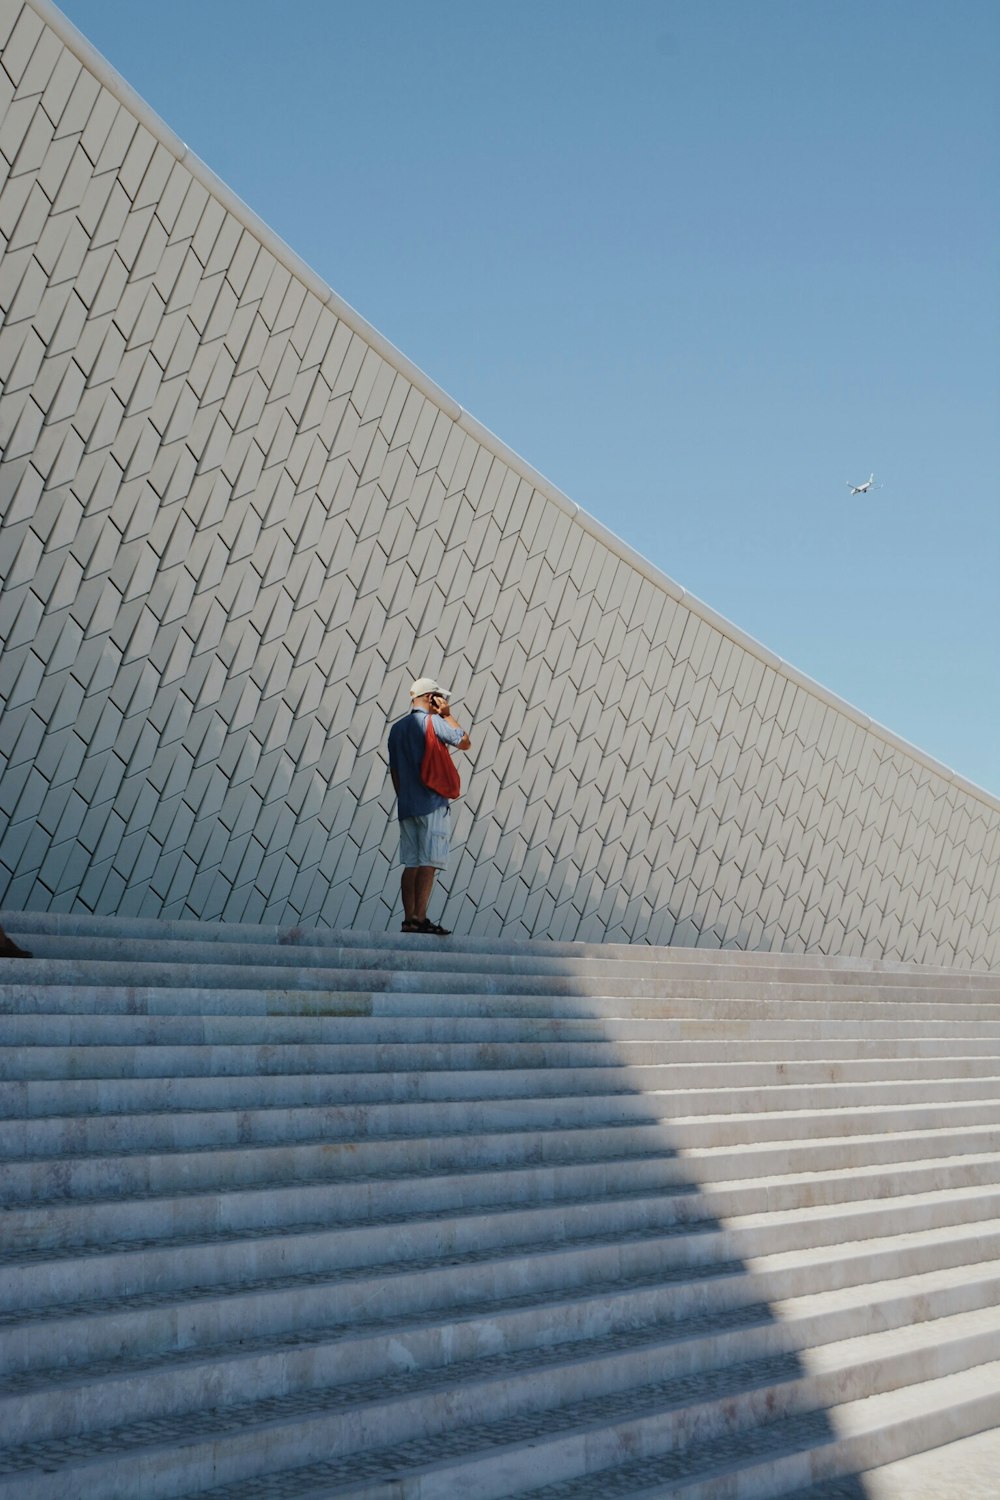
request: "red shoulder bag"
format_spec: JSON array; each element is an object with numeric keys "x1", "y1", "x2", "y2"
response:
[{"x1": 420, "y1": 715, "x2": 461, "y2": 800}]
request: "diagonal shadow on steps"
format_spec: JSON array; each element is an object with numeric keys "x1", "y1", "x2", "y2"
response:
[
  {"x1": 398, "y1": 939, "x2": 990, "y2": 1500},
  {"x1": 490, "y1": 925, "x2": 1000, "y2": 1500},
  {"x1": 448, "y1": 1001, "x2": 882, "y2": 1500},
  {"x1": 3, "y1": 914, "x2": 997, "y2": 1497}
]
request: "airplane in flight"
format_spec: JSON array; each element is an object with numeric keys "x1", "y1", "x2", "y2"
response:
[{"x1": 847, "y1": 473, "x2": 876, "y2": 495}]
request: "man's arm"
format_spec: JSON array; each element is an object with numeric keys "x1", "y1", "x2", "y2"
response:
[
  {"x1": 444, "y1": 713, "x2": 471, "y2": 752},
  {"x1": 431, "y1": 695, "x2": 471, "y2": 751}
]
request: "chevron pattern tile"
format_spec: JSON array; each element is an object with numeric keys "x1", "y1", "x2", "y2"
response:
[{"x1": 0, "y1": 0, "x2": 998, "y2": 964}]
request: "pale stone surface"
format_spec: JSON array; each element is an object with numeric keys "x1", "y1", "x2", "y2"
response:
[
  {"x1": 853, "y1": 1424, "x2": 1000, "y2": 1499},
  {"x1": 2, "y1": 912, "x2": 1000, "y2": 1495},
  {"x1": 1, "y1": 0, "x2": 999, "y2": 965}
]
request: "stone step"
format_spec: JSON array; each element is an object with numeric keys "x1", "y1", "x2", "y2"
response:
[
  {"x1": 4, "y1": 1070, "x2": 999, "y2": 1152},
  {"x1": 4, "y1": 955, "x2": 998, "y2": 1009},
  {"x1": 5, "y1": 1149, "x2": 999, "y2": 1326},
  {"x1": 775, "y1": 1428, "x2": 1000, "y2": 1500},
  {"x1": 6, "y1": 987, "x2": 1000, "y2": 1048},
  {"x1": 4, "y1": 910, "x2": 988, "y2": 980},
  {"x1": 7, "y1": 984, "x2": 1000, "y2": 1032},
  {"x1": 3, "y1": 1181, "x2": 998, "y2": 1381},
  {"x1": 2, "y1": 1254, "x2": 998, "y2": 1458},
  {"x1": 5, "y1": 1013, "x2": 999, "y2": 1070},
  {"x1": 6, "y1": 1075, "x2": 1000, "y2": 1204},
  {"x1": 8, "y1": 930, "x2": 998, "y2": 999},
  {"x1": 5, "y1": 1079, "x2": 997, "y2": 1164},
  {"x1": 7, "y1": 1048, "x2": 999, "y2": 1190},
  {"x1": 9, "y1": 1114, "x2": 1000, "y2": 1261},
  {"x1": 3, "y1": 1301, "x2": 998, "y2": 1500},
  {"x1": 6, "y1": 1096, "x2": 1000, "y2": 1207},
  {"x1": 511, "y1": 1369, "x2": 1000, "y2": 1500},
  {"x1": 5, "y1": 1034, "x2": 999, "y2": 1085},
  {"x1": 457, "y1": 1361, "x2": 1000, "y2": 1500},
  {"x1": 6, "y1": 979, "x2": 1000, "y2": 1026},
  {"x1": 10, "y1": 1054, "x2": 998, "y2": 1138},
  {"x1": 2, "y1": 910, "x2": 996, "y2": 1497}
]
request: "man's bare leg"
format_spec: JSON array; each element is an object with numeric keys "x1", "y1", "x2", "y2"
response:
[
  {"x1": 413, "y1": 867, "x2": 436, "y2": 924},
  {"x1": 401, "y1": 868, "x2": 418, "y2": 923},
  {"x1": 401, "y1": 868, "x2": 439, "y2": 929}
]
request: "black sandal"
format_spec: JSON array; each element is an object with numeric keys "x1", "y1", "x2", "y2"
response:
[
  {"x1": 400, "y1": 919, "x2": 422, "y2": 933},
  {"x1": 417, "y1": 919, "x2": 451, "y2": 936}
]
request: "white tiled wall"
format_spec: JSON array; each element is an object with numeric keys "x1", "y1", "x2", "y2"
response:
[{"x1": 1, "y1": 0, "x2": 998, "y2": 965}]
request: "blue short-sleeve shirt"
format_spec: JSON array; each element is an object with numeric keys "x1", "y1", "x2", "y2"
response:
[{"x1": 387, "y1": 708, "x2": 465, "y2": 820}]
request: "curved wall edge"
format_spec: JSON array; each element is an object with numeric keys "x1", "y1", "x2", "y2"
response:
[
  {"x1": 23, "y1": 0, "x2": 997, "y2": 816},
  {"x1": 1, "y1": 0, "x2": 997, "y2": 966}
]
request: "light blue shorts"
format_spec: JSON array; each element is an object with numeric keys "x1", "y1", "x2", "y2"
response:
[{"x1": 399, "y1": 806, "x2": 450, "y2": 869}]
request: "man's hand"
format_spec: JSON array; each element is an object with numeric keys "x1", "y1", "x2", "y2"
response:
[{"x1": 430, "y1": 694, "x2": 471, "y2": 751}]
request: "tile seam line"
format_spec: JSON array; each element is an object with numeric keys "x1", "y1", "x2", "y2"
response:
[{"x1": 19, "y1": 0, "x2": 1000, "y2": 818}]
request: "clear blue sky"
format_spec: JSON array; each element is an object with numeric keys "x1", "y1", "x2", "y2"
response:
[{"x1": 59, "y1": 0, "x2": 1000, "y2": 795}]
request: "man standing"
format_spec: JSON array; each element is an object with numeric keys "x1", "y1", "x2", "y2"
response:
[{"x1": 387, "y1": 677, "x2": 471, "y2": 935}]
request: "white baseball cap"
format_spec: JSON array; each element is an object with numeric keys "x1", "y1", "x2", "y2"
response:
[{"x1": 409, "y1": 677, "x2": 452, "y2": 700}]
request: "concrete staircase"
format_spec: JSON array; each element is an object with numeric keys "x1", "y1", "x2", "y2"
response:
[{"x1": 1, "y1": 910, "x2": 1000, "y2": 1500}]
